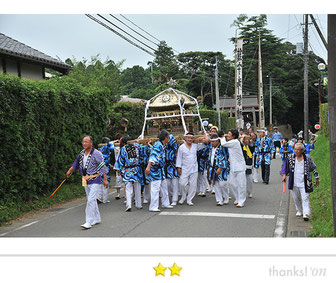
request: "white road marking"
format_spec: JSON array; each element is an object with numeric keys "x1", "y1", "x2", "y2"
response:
[
  {"x1": 0, "y1": 189, "x2": 119, "y2": 237},
  {"x1": 0, "y1": 221, "x2": 39, "y2": 236},
  {"x1": 274, "y1": 189, "x2": 289, "y2": 238},
  {"x1": 159, "y1": 211, "x2": 275, "y2": 219}
]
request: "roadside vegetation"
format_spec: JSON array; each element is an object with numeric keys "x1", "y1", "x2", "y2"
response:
[{"x1": 309, "y1": 134, "x2": 333, "y2": 237}]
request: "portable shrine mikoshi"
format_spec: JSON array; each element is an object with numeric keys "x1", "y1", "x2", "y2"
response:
[{"x1": 139, "y1": 88, "x2": 206, "y2": 142}]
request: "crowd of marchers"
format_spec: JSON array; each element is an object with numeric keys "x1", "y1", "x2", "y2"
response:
[{"x1": 66, "y1": 125, "x2": 319, "y2": 229}]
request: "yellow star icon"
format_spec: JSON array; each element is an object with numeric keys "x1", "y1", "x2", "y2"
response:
[
  {"x1": 169, "y1": 262, "x2": 182, "y2": 276},
  {"x1": 153, "y1": 263, "x2": 167, "y2": 276}
]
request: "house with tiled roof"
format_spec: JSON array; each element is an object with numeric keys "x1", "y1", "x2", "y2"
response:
[
  {"x1": 213, "y1": 94, "x2": 260, "y2": 130},
  {"x1": 0, "y1": 33, "x2": 71, "y2": 80}
]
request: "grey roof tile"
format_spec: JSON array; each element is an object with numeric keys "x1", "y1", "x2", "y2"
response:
[{"x1": 0, "y1": 33, "x2": 71, "y2": 70}]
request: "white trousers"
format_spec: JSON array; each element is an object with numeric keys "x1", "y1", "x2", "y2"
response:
[
  {"x1": 98, "y1": 184, "x2": 109, "y2": 203},
  {"x1": 229, "y1": 171, "x2": 247, "y2": 205},
  {"x1": 115, "y1": 173, "x2": 122, "y2": 188},
  {"x1": 197, "y1": 171, "x2": 208, "y2": 194},
  {"x1": 246, "y1": 174, "x2": 253, "y2": 195},
  {"x1": 179, "y1": 172, "x2": 198, "y2": 204},
  {"x1": 84, "y1": 183, "x2": 101, "y2": 225},
  {"x1": 165, "y1": 178, "x2": 179, "y2": 202},
  {"x1": 252, "y1": 166, "x2": 259, "y2": 182},
  {"x1": 214, "y1": 180, "x2": 229, "y2": 204},
  {"x1": 125, "y1": 182, "x2": 142, "y2": 208},
  {"x1": 149, "y1": 179, "x2": 170, "y2": 210},
  {"x1": 291, "y1": 185, "x2": 310, "y2": 216},
  {"x1": 143, "y1": 183, "x2": 151, "y2": 202}
]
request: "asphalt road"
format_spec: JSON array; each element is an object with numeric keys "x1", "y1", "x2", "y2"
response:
[{"x1": 0, "y1": 158, "x2": 289, "y2": 237}]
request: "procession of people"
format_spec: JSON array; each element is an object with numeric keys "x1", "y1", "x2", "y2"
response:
[{"x1": 67, "y1": 124, "x2": 319, "y2": 229}]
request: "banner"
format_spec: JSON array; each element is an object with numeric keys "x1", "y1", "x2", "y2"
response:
[
  {"x1": 235, "y1": 38, "x2": 244, "y2": 129},
  {"x1": 258, "y1": 34, "x2": 265, "y2": 128}
]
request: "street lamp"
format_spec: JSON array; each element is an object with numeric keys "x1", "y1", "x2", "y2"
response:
[{"x1": 266, "y1": 75, "x2": 272, "y2": 127}]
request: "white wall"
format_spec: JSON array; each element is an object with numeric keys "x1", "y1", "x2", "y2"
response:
[
  {"x1": 6, "y1": 58, "x2": 18, "y2": 76},
  {"x1": 21, "y1": 62, "x2": 43, "y2": 80}
]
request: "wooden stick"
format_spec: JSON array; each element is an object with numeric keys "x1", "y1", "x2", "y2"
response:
[{"x1": 49, "y1": 179, "x2": 67, "y2": 198}]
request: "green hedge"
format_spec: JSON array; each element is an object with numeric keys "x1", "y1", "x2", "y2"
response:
[
  {"x1": 0, "y1": 74, "x2": 112, "y2": 221},
  {"x1": 107, "y1": 102, "x2": 145, "y2": 139},
  {"x1": 199, "y1": 109, "x2": 235, "y2": 132},
  {"x1": 320, "y1": 103, "x2": 329, "y2": 137}
]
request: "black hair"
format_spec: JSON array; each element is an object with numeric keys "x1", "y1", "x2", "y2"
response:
[
  {"x1": 284, "y1": 138, "x2": 289, "y2": 142},
  {"x1": 218, "y1": 130, "x2": 224, "y2": 137},
  {"x1": 228, "y1": 129, "x2": 239, "y2": 139},
  {"x1": 185, "y1": 132, "x2": 194, "y2": 136},
  {"x1": 114, "y1": 133, "x2": 123, "y2": 140},
  {"x1": 120, "y1": 135, "x2": 132, "y2": 147},
  {"x1": 158, "y1": 130, "x2": 170, "y2": 141},
  {"x1": 210, "y1": 133, "x2": 219, "y2": 140},
  {"x1": 102, "y1": 137, "x2": 110, "y2": 143}
]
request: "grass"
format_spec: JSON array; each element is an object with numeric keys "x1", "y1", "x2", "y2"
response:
[
  {"x1": 309, "y1": 134, "x2": 334, "y2": 237},
  {"x1": 0, "y1": 181, "x2": 85, "y2": 226}
]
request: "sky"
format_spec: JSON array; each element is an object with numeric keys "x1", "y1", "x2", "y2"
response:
[{"x1": 0, "y1": 13, "x2": 328, "y2": 70}]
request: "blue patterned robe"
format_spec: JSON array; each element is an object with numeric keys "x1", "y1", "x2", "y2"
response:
[
  {"x1": 164, "y1": 134, "x2": 178, "y2": 179},
  {"x1": 141, "y1": 144, "x2": 152, "y2": 185},
  {"x1": 98, "y1": 141, "x2": 114, "y2": 183},
  {"x1": 147, "y1": 140, "x2": 165, "y2": 182},
  {"x1": 197, "y1": 147, "x2": 208, "y2": 172},
  {"x1": 202, "y1": 144, "x2": 230, "y2": 182},
  {"x1": 280, "y1": 144, "x2": 294, "y2": 161},
  {"x1": 114, "y1": 143, "x2": 144, "y2": 184},
  {"x1": 255, "y1": 136, "x2": 275, "y2": 165}
]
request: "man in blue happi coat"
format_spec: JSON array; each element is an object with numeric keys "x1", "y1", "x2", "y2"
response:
[
  {"x1": 202, "y1": 133, "x2": 230, "y2": 205},
  {"x1": 255, "y1": 129, "x2": 275, "y2": 184},
  {"x1": 145, "y1": 130, "x2": 173, "y2": 212},
  {"x1": 114, "y1": 135, "x2": 144, "y2": 212},
  {"x1": 271, "y1": 127, "x2": 283, "y2": 159},
  {"x1": 162, "y1": 134, "x2": 179, "y2": 206},
  {"x1": 98, "y1": 137, "x2": 114, "y2": 203}
]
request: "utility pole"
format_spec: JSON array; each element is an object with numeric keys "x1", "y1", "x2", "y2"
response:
[
  {"x1": 328, "y1": 14, "x2": 336, "y2": 237},
  {"x1": 309, "y1": 14, "x2": 328, "y2": 50},
  {"x1": 210, "y1": 80, "x2": 214, "y2": 107},
  {"x1": 269, "y1": 77, "x2": 272, "y2": 126},
  {"x1": 215, "y1": 56, "x2": 221, "y2": 130},
  {"x1": 303, "y1": 14, "x2": 309, "y2": 143}
]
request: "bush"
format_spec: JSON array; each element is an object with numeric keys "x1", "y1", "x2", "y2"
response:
[
  {"x1": 199, "y1": 108, "x2": 235, "y2": 132},
  {"x1": 107, "y1": 102, "x2": 145, "y2": 139},
  {"x1": 309, "y1": 134, "x2": 333, "y2": 237},
  {"x1": 320, "y1": 103, "x2": 329, "y2": 137},
  {"x1": 0, "y1": 74, "x2": 112, "y2": 224}
]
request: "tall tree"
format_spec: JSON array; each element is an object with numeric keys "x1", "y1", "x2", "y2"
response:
[
  {"x1": 151, "y1": 41, "x2": 180, "y2": 83},
  {"x1": 231, "y1": 14, "x2": 326, "y2": 132}
]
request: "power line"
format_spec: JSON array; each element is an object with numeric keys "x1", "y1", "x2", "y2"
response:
[
  {"x1": 316, "y1": 14, "x2": 327, "y2": 39},
  {"x1": 85, "y1": 14, "x2": 155, "y2": 57},
  {"x1": 109, "y1": 14, "x2": 160, "y2": 48},
  {"x1": 119, "y1": 14, "x2": 181, "y2": 54},
  {"x1": 310, "y1": 27, "x2": 326, "y2": 58},
  {"x1": 97, "y1": 14, "x2": 157, "y2": 53},
  {"x1": 120, "y1": 14, "x2": 161, "y2": 43}
]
